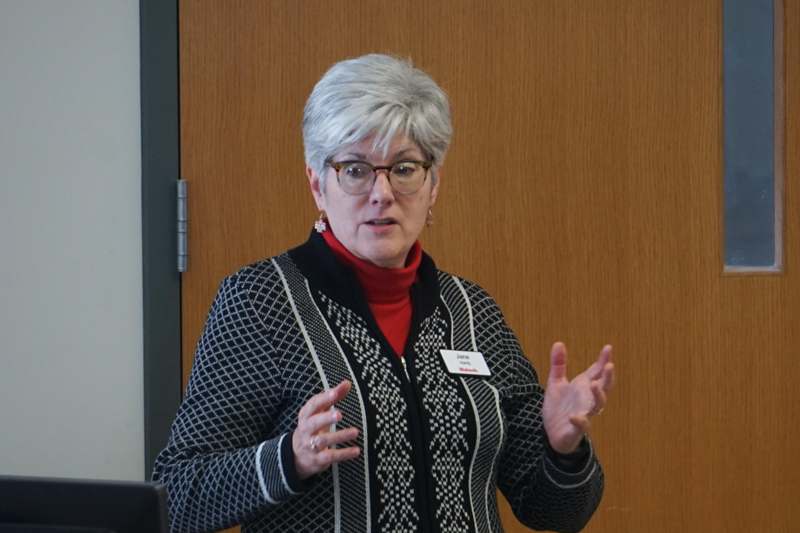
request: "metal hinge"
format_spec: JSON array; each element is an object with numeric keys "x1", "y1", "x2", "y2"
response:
[{"x1": 177, "y1": 179, "x2": 188, "y2": 272}]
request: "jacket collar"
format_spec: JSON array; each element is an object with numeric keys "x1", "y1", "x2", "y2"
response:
[{"x1": 288, "y1": 230, "x2": 441, "y2": 322}]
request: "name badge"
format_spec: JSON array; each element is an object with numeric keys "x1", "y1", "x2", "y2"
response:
[{"x1": 440, "y1": 350, "x2": 491, "y2": 376}]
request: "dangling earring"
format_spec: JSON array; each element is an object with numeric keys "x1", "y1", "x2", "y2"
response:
[
  {"x1": 314, "y1": 211, "x2": 327, "y2": 233},
  {"x1": 426, "y1": 208, "x2": 434, "y2": 227}
]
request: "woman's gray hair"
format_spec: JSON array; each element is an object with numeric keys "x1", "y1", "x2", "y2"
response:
[{"x1": 303, "y1": 54, "x2": 452, "y2": 187}]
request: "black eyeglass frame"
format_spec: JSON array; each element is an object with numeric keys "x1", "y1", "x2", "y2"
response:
[{"x1": 326, "y1": 159, "x2": 434, "y2": 196}]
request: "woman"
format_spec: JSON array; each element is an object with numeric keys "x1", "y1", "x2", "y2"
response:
[{"x1": 153, "y1": 53, "x2": 614, "y2": 533}]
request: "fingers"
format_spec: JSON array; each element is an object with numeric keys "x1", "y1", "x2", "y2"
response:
[
  {"x1": 588, "y1": 345, "x2": 613, "y2": 379},
  {"x1": 297, "y1": 380, "x2": 353, "y2": 445},
  {"x1": 585, "y1": 356, "x2": 615, "y2": 418},
  {"x1": 550, "y1": 343, "x2": 614, "y2": 382},
  {"x1": 589, "y1": 382, "x2": 607, "y2": 416},
  {"x1": 298, "y1": 380, "x2": 352, "y2": 420},
  {"x1": 294, "y1": 380, "x2": 359, "y2": 480},
  {"x1": 548, "y1": 342, "x2": 568, "y2": 383},
  {"x1": 569, "y1": 414, "x2": 591, "y2": 433},
  {"x1": 601, "y1": 361, "x2": 615, "y2": 391},
  {"x1": 310, "y1": 427, "x2": 360, "y2": 451},
  {"x1": 312, "y1": 444, "x2": 361, "y2": 469},
  {"x1": 299, "y1": 426, "x2": 361, "y2": 477},
  {"x1": 303, "y1": 407, "x2": 342, "y2": 437}
]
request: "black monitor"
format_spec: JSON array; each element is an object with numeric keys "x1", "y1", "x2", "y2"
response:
[{"x1": 0, "y1": 476, "x2": 168, "y2": 533}]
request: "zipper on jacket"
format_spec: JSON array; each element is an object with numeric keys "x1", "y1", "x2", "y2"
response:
[
  {"x1": 352, "y1": 281, "x2": 438, "y2": 533},
  {"x1": 399, "y1": 355, "x2": 410, "y2": 381},
  {"x1": 397, "y1": 303, "x2": 437, "y2": 533},
  {"x1": 364, "y1": 308, "x2": 437, "y2": 533}
]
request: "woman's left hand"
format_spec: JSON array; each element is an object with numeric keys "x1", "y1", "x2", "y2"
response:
[{"x1": 541, "y1": 342, "x2": 615, "y2": 454}]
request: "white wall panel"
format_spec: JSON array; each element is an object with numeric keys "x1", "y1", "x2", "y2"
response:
[{"x1": 0, "y1": 0, "x2": 143, "y2": 480}]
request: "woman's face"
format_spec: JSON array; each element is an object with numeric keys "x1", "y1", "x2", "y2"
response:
[{"x1": 308, "y1": 134, "x2": 439, "y2": 268}]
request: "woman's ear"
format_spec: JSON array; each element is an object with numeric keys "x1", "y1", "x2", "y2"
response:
[
  {"x1": 430, "y1": 167, "x2": 442, "y2": 206},
  {"x1": 307, "y1": 165, "x2": 326, "y2": 211}
]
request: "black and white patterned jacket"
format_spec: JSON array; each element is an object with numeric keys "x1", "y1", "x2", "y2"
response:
[{"x1": 153, "y1": 232, "x2": 603, "y2": 533}]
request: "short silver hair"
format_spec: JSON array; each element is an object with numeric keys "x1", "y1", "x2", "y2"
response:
[{"x1": 302, "y1": 54, "x2": 452, "y2": 186}]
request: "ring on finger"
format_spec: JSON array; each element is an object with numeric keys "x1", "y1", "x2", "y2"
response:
[{"x1": 309, "y1": 436, "x2": 320, "y2": 451}]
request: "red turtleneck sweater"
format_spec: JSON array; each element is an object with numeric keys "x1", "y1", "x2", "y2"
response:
[{"x1": 321, "y1": 230, "x2": 421, "y2": 357}]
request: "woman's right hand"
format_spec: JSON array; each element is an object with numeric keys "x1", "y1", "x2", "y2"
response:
[{"x1": 292, "y1": 380, "x2": 361, "y2": 480}]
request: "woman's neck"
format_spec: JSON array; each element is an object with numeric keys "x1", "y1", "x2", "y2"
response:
[
  {"x1": 320, "y1": 229, "x2": 420, "y2": 357},
  {"x1": 320, "y1": 229, "x2": 421, "y2": 303}
]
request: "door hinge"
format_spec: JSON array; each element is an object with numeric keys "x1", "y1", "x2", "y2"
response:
[{"x1": 177, "y1": 179, "x2": 188, "y2": 273}]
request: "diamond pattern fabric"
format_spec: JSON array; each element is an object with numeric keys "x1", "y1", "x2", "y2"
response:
[{"x1": 153, "y1": 235, "x2": 603, "y2": 533}]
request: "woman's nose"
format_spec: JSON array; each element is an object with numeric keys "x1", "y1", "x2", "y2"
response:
[{"x1": 369, "y1": 170, "x2": 395, "y2": 203}]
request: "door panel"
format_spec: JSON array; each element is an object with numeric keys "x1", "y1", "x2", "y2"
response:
[{"x1": 179, "y1": 1, "x2": 800, "y2": 531}]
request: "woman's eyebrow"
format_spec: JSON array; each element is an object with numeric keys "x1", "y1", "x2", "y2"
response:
[
  {"x1": 392, "y1": 148, "x2": 419, "y2": 159},
  {"x1": 339, "y1": 152, "x2": 368, "y2": 160}
]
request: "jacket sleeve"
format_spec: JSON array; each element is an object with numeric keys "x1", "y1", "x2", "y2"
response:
[
  {"x1": 467, "y1": 282, "x2": 604, "y2": 533},
  {"x1": 152, "y1": 275, "x2": 309, "y2": 533}
]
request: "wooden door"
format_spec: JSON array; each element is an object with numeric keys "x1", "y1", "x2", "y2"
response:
[{"x1": 179, "y1": 1, "x2": 800, "y2": 532}]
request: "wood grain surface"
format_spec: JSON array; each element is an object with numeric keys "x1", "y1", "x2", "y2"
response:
[{"x1": 179, "y1": 1, "x2": 799, "y2": 531}]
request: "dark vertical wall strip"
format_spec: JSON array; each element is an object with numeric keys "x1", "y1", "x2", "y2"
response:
[
  {"x1": 723, "y1": 0, "x2": 776, "y2": 267},
  {"x1": 140, "y1": 0, "x2": 181, "y2": 479}
]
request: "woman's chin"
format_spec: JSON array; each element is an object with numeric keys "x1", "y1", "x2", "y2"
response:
[{"x1": 363, "y1": 246, "x2": 405, "y2": 268}]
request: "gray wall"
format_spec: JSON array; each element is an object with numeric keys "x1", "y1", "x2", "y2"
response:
[{"x1": 0, "y1": 0, "x2": 144, "y2": 481}]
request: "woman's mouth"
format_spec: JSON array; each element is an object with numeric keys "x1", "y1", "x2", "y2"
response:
[{"x1": 365, "y1": 218, "x2": 397, "y2": 226}]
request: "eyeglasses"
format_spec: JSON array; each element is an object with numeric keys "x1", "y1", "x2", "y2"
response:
[{"x1": 327, "y1": 159, "x2": 433, "y2": 196}]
